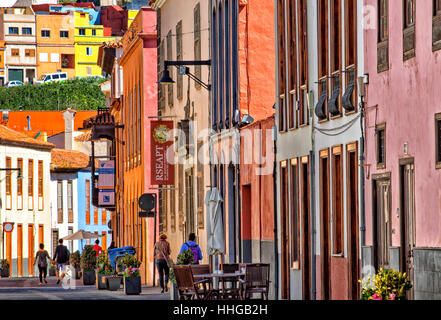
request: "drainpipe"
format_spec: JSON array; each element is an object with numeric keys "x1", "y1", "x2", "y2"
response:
[
  {"x1": 310, "y1": 92, "x2": 317, "y2": 300},
  {"x1": 359, "y1": 95, "x2": 366, "y2": 253},
  {"x1": 272, "y1": 124, "x2": 279, "y2": 300},
  {"x1": 27, "y1": 115, "x2": 31, "y2": 131}
]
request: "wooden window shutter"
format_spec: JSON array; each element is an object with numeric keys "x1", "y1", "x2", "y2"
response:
[
  {"x1": 67, "y1": 180, "x2": 73, "y2": 223},
  {"x1": 159, "y1": 40, "x2": 166, "y2": 110},
  {"x1": 38, "y1": 160, "x2": 43, "y2": 197},
  {"x1": 17, "y1": 158, "x2": 23, "y2": 196},
  {"x1": 5, "y1": 157, "x2": 11, "y2": 196},
  {"x1": 378, "y1": 0, "x2": 389, "y2": 72},
  {"x1": 94, "y1": 207, "x2": 99, "y2": 225},
  {"x1": 178, "y1": 163, "x2": 184, "y2": 231},
  {"x1": 194, "y1": 3, "x2": 201, "y2": 89},
  {"x1": 176, "y1": 20, "x2": 183, "y2": 100},
  {"x1": 167, "y1": 31, "x2": 174, "y2": 107},
  {"x1": 277, "y1": 0, "x2": 287, "y2": 132},
  {"x1": 85, "y1": 180, "x2": 90, "y2": 225},
  {"x1": 57, "y1": 181, "x2": 63, "y2": 224},
  {"x1": 28, "y1": 159, "x2": 33, "y2": 196},
  {"x1": 403, "y1": 0, "x2": 416, "y2": 60},
  {"x1": 197, "y1": 157, "x2": 204, "y2": 229},
  {"x1": 102, "y1": 209, "x2": 107, "y2": 225}
]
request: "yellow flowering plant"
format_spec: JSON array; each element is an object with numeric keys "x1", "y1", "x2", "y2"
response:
[{"x1": 360, "y1": 268, "x2": 412, "y2": 300}]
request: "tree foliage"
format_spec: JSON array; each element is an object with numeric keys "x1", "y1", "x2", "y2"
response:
[{"x1": 0, "y1": 78, "x2": 107, "y2": 111}]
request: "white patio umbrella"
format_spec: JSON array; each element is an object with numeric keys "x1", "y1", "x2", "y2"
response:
[{"x1": 205, "y1": 188, "x2": 225, "y2": 270}]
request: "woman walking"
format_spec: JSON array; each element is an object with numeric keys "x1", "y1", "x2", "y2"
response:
[
  {"x1": 34, "y1": 243, "x2": 53, "y2": 286},
  {"x1": 154, "y1": 234, "x2": 171, "y2": 293}
]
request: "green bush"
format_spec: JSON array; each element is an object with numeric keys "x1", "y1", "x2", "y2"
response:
[
  {"x1": 0, "y1": 78, "x2": 107, "y2": 110},
  {"x1": 121, "y1": 253, "x2": 141, "y2": 277},
  {"x1": 360, "y1": 268, "x2": 413, "y2": 300},
  {"x1": 80, "y1": 245, "x2": 97, "y2": 271}
]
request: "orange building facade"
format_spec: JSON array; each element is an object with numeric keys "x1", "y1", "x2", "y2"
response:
[
  {"x1": 112, "y1": 8, "x2": 158, "y2": 285},
  {"x1": 0, "y1": 40, "x2": 5, "y2": 86},
  {"x1": 36, "y1": 13, "x2": 76, "y2": 79}
]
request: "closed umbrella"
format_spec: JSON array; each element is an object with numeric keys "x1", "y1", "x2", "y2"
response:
[{"x1": 205, "y1": 188, "x2": 225, "y2": 270}]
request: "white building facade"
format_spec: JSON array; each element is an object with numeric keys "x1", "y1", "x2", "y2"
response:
[{"x1": 0, "y1": 125, "x2": 53, "y2": 277}]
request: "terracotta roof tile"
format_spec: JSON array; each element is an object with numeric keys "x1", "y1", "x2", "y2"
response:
[
  {"x1": 0, "y1": 125, "x2": 55, "y2": 150},
  {"x1": 51, "y1": 148, "x2": 89, "y2": 171},
  {"x1": 74, "y1": 130, "x2": 92, "y2": 142}
]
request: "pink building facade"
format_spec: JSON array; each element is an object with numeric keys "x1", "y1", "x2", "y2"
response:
[{"x1": 364, "y1": 0, "x2": 441, "y2": 299}]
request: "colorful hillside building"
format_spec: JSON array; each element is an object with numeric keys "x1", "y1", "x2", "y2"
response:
[
  {"x1": 74, "y1": 11, "x2": 114, "y2": 77},
  {"x1": 36, "y1": 12, "x2": 75, "y2": 79}
]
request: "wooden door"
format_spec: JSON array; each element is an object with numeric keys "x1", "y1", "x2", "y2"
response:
[
  {"x1": 347, "y1": 146, "x2": 359, "y2": 300},
  {"x1": 301, "y1": 158, "x2": 311, "y2": 300},
  {"x1": 28, "y1": 224, "x2": 34, "y2": 276},
  {"x1": 280, "y1": 162, "x2": 290, "y2": 299},
  {"x1": 38, "y1": 225, "x2": 44, "y2": 247},
  {"x1": 17, "y1": 224, "x2": 23, "y2": 277},
  {"x1": 373, "y1": 177, "x2": 391, "y2": 270},
  {"x1": 319, "y1": 153, "x2": 331, "y2": 300},
  {"x1": 400, "y1": 161, "x2": 415, "y2": 300}
]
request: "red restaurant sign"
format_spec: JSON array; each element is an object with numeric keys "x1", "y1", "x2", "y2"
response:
[{"x1": 151, "y1": 121, "x2": 174, "y2": 185}]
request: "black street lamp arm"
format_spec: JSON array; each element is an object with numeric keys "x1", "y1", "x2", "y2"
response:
[
  {"x1": 161, "y1": 60, "x2": 212, "y2": 91},
  {"x1": 0, "y1": 168, "x2": 23, "y2": 179}
]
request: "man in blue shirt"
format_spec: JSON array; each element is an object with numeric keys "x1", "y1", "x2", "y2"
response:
[{"x1": 179, "y1": 233, "x2": 203, "y2": 264}]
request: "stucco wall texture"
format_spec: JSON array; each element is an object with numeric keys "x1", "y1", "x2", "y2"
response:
[{"x1": 364, "y1": 0, "x2": 441, "y2": 249}]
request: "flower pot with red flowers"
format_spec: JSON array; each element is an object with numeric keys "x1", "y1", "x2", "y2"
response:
[
  {"x1": 69, "y1": 251, "x2": 81, "y2": 279},
  {"x1": 96, "y1": 253, "x2": 114, "y2": 290},
  {"x1": 121, "y1": 253, "x2": 142, "y2": 295},
  {"x1": 81, "y1": 245, "x2": 97, "y2": 285}
]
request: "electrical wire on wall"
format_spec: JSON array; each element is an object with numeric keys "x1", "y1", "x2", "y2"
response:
[{"x1": 314, "y1": 113, "x2": 361, "y2": 137}]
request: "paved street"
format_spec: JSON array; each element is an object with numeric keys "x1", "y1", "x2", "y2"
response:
[{"x1": 0, "y1": 277, "x2": 170, "y2": 300}]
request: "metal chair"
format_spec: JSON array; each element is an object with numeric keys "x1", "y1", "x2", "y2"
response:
[
  {"x1": 173, "y1": 265, "x2": 209, "y2": 300},
  {"x1": 239, "y1": 263, "x2": 270, "y2": 300}
]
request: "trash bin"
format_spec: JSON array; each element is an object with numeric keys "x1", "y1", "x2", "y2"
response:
[{"x1": 108, "y1": 246, "x2": 136, "y2": 271}]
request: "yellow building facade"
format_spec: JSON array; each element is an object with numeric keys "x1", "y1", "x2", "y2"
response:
[
  {"x1": 74, "y1": 11, "x2": 114, "y2": 78},
  {"x1": 36, "y1": 13, "x2": 75, "y2": 79}
]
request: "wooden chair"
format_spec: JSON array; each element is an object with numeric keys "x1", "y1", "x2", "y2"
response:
[
  {"x1": 220, "y1": 264, "x2": 240, "y2": 300},
  {"x1": 190, "y1": 264, "x2": 210, "y2": 275},
  {"x1": 173, "y1": 265, "x2": 209, "y2": 300},
  {"x1": 239, "y1": 264, "x2": 270, "y2": 300}
]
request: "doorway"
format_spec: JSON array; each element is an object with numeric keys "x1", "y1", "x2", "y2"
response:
[
  {"x1": 280, "y1": 162, "x2": 290, "y2": 299},
  {"x1": 301, "y1": 157, "x2": 311, "y2": 300},
  {"x1": 400, "y1": 159, "x2": 415, "y2": 300},
  {"x1": 347, "y1": 144, "x2": 360, "y2": 300},
  {"x1": 372, "y1": 173, "x2": 391, "y2": 270},
  {"x1": 28, "y1": 224, "x2": 34, "y2": 276},
  {"x1": 17, "y1": 224, "x2": 23, "y2": 277},
  {"x1": 319, "y1": 151, "x2": 331, "y2": 300}
]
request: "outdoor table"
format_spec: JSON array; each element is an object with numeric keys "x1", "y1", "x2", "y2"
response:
[{"x1": 193, "y1": 272, "x2": 245, "y2": 300}]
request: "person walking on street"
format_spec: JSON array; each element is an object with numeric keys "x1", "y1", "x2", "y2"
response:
[
  {"x1": 108, "y1": 241, "x2": 116, "y2": 250},
  {"x1": 93, "y1": 239, "x2": 102, "y2": 256},
  {"x1": 154, "y1": 234, "x2": 171, "y2": 293},
  {"x1": 179, "y1": 233, "x2": 203, "y2": 265},
  {"x1": 33, "y1": 243, "x2": 53, "y2": 286},
  {"x1": 53, "y1": 239, "x2": 70, "y2": 284}
]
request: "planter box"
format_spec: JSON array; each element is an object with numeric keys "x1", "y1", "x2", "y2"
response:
[
  {"x1": 96, "y1": 273, "x2": 108, "y2": 290},
  {"x1": 106, "y1": 276, "x2": 122, "y2": 291},
  {"x1": 124, "y1": 276, "x2": 141, "y2": 295},
  {"x1": 49, "y1": 268, "x2": 56, "y2": 277},
  {"x1": 82, "y1": 270, "x2": 96, "y2": 285},
  {"x1": 0, "y1": 268, "x2": 9, "y2": 278},
  {"x1": 170, "y1": 282, "x2": 179, "y2": 300}
]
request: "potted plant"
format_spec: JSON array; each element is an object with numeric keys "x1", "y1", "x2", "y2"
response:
[
  {"x1": 121, "y1": 253, "x2": 142, "y2": 295},
  {"x1": 96, "y1": 252, "x2": 113, "y2": 290},
  {"x1": 69, "y1": 250, "x2": 81, "y2": 279},
  {"x1": 0, "y1": 259, "x2": 10, "y2": 278},
  {"x1": 49, "y1": 262, "x2": 56, "y2": 277},
  {"x1": 81, "y1": 245, "x2": 97, "y2": 285},
  {"x1": 169, "y1": 249, "x2": 194, "y2": 300},
  {"x1": 106, "y1": 275, "x2": 122, "y2": 291},
  {"x1": 360, "y1": 268, "x2": 413, "y2": 300}
]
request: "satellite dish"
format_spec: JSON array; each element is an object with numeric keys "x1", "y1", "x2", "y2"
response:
[{"x1": 138, "y1": 193, "x2": 156, "y2": 211}]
